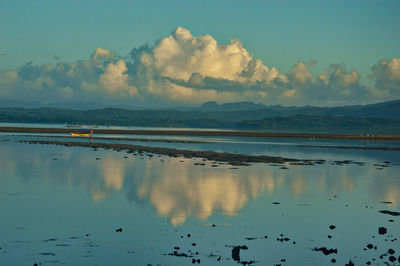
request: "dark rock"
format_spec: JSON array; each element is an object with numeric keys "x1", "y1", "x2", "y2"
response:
[
  {"x1": 328, "y1": 235, "x2": 332, "y2": 239},
  {"x1": 367, "y1": 244, "x2": 373, "y2": 249},
  {"x1": 187, "y1": 234, "x2": 191, "y2": 238},
  {"x1": 389, "y1": 256, "x2": 396, "y2": 262},
  {"x1": 116, "y1": 228, "x2": 122, "y2": 232},
  {"x1": 378, "y1": 227, "x2": 387, "y2": 235},
  {"x1": 388, "y1": 248, "x2": 395, "y2": 254},
  {"x1": 313, "y1": 247, "x2": 338, "y2": 256},
  {"x1": 331, "y1": 258, "x2": 336, "y2": 263},
  {"x1": 191, "y1": 243, "x2": 196, "y2": 246},
  {"x1": 231, "y1": 245, "x2": 248, "y2": 262},
  {"x1": 166, "y1": 250, "x2": 193, "y2": 258},
  {"x1": 42, "y1": 238, "x2": 57, "y2": 242},
  {"x1": 329, "y1": 225, "x2": 336, "y2": 230},
  {"x1": 379, "y1": 210, "x2": 400, "y2": 216},
  {"x1": 272, "y1": 202, "x2": 280, "y2": 205},
  {"x1": 345, "y1": 260, "x2": 354, "y2": 266}
]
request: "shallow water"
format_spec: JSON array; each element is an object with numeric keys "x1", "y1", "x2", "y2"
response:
[{"x1": 0, "y1": 134, "x2": 399, "y2": 265}]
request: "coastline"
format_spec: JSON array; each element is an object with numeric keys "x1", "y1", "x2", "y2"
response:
[{"x1": 2, "y1": 126, "x2": 400, "y2": 140}]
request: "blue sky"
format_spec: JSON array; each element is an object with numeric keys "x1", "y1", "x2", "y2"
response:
[{"x1": 0, "y1": 0, "x2": 399, "y2": 106}]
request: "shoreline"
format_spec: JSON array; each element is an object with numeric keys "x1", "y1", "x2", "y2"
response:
[
  {"x1": 296, "y1": 145, "x2": 400, "y2": 151},
  {"x1": 5, "y1": 133, "x2": 400, "y2": 151},
  {"x1": 2, "y1": 126, "x2": 400, "y2": 140},
  {"x1": 4, "y1": 134, "x2": 211, "y2": 144}
]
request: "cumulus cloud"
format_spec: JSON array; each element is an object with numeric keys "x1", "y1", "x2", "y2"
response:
[
  {"x1": 129, "y1": 27, "x2": 289, "y2": 104},
  {"x1": 100, "y1": 60, "x2": 137, "y2": 97},
  {"x1": 288, "y1": 61, "x2": 313, "y2": 87},
  {"x1": 311, "y1": 64, "x2": 366, "y2": 104},
  {"x1": 370, "y1": 57, "x2": 400, "y2": 97},
  {"x1": 0, "y1": 27, "x2": 398, "y2": 106},
  {"x1": 91, "y1": 47, "x2": 114, "y2": 63}
]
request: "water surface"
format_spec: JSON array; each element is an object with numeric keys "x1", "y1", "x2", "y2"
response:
[{"x1": 0, "y1": 134, "x2": 399, "y2": 265}]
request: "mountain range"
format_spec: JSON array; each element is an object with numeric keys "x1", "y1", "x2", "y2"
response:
[{"x1": 0, "y1": 99, "x2": 399, "y2": 134}]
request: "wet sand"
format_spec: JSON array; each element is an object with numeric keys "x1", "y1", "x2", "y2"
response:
[
  {"x1": 2, "y1": 126, "x2": 400, "y2": 140},
  {"x1": 19, "y1": 139, "x2": 321, "y2": 166}
]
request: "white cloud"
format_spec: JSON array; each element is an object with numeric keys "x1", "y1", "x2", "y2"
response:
[
  {"x1": 0, "y1": 27, "x2": 398, "y2": 106},
  {"x1": 91, "y1": 47, "x2": 114, "y2": 63},
  {"x1": 100, "y1": 60, "x2": 137, "y2": 97},
  {"x1": 148, "y1": 27, "x2": 285, "y2": 85},
  {"x1": 288, "y1": 61, "x2": 312, "y2": 87}
]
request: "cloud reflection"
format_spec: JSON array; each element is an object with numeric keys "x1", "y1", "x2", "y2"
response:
[
  {"x1": 139, "y1": 161, "x2": 266, "y2": 225},
  {"x1": 0, "y1": 142, "x2": 399, "y2": 225}
]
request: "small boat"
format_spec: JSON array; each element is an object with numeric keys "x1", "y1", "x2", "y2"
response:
[
  {"x1": 70, "y1": 132, "x2": 91, "y2": 137},
  {"x1": 71, "y1": 129, "x2": 93, "y2": 138}
]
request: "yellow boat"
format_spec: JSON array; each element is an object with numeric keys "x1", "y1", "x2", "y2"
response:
[
  {"x1": 71, "y1": 128, "x2": 93, "y2": 137},
  {"x1": 70, "y1": 132, "x2": 91, "y2": 137}
]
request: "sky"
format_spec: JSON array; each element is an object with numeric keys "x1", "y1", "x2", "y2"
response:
[{"x1": 0, "y1": 0, "x2": 399, "y2": 107}]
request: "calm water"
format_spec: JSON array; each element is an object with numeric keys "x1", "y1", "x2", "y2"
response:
[{"x1": 0, "y1": 133, "x2": 399, "y2": 265}]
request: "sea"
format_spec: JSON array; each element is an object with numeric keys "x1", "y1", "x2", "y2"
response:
[{"x1": 0, "y1": 123, "x2": 399, "y2": 265}]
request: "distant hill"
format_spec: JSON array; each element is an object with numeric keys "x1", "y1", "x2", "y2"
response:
[
  {"x1": 0, "y1": 99, "x2": 399, "y2": 134},
  {"x1": 235, "y1": 115, "x2": 400, "y2": 134},
  {"x1": 198, "y1": 101, "x2": 266, "y2": 111}
]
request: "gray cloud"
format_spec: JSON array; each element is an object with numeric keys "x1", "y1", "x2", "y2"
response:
[{"x1": 370, "y1": 57, "x2": 400, "y2": 98}]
